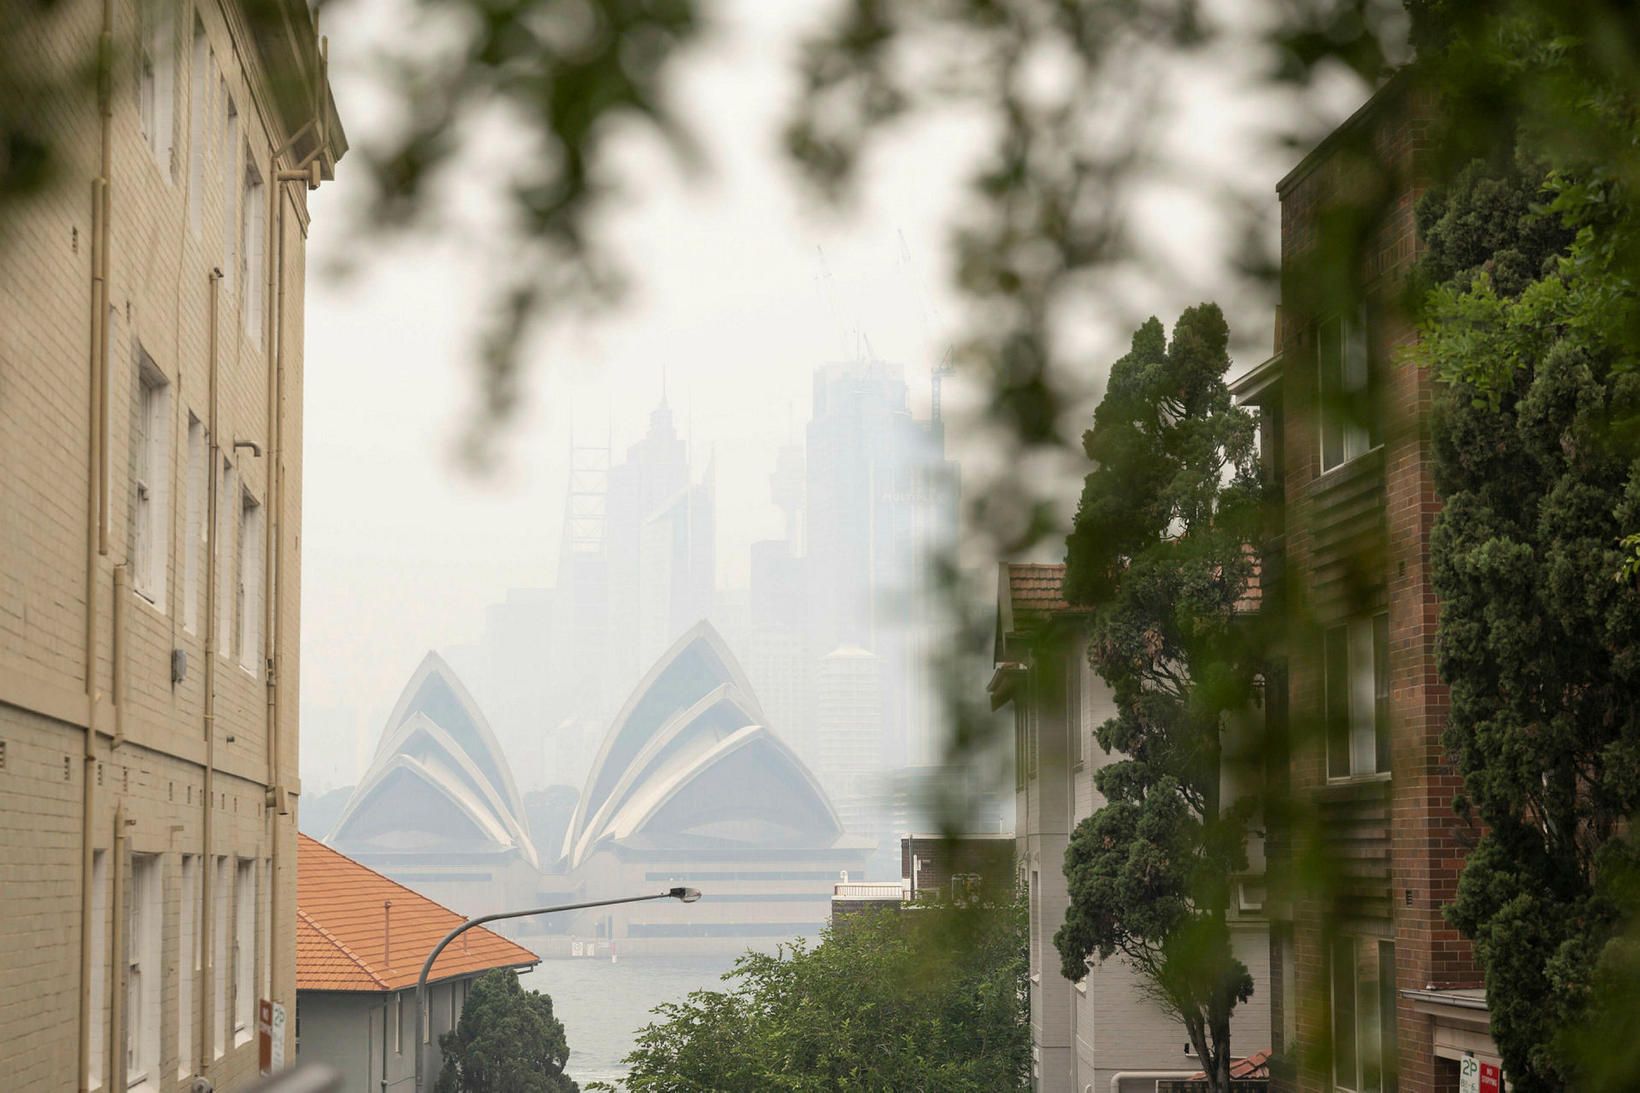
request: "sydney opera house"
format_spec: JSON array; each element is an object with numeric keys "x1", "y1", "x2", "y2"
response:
[{"x1": 329, "y1": 622, "x2": 870, "y2": 950}]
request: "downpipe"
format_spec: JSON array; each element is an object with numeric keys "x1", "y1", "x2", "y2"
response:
[
  {"x1": 200, "y1": 266, "x2": 223, "y2": 1077},
  {"x1": 79, "y1": 0, "x2": 114, "y2": 1084}
]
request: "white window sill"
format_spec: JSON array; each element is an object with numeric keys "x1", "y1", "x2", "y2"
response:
[
  {"x1": 1325, "y1": 771, "x2": 1393, "y2": 787},
  {"x1": 1317, "y1": 442, "x2": 1385, "y2": 480}
]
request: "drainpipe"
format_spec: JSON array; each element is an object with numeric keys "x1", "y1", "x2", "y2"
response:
[
  {"x1": 263, "y1": 161, "x2": 289, "y2": 1011},
  {"x1": 380, "y1": 996, "x2": 389, "y2": 1092},
  {"x1": 79, "y1": 0, "x2": 114, "y2": 1084},
  {"x1": 199, "y1": 266, "x2": 223, "y2": 1077},
  {"x1": 109, "y1": 803, "x2": 129, "y2": 1090},
  {"x1": 112, "y1": 564, "x2": 128, "y2": 746}
]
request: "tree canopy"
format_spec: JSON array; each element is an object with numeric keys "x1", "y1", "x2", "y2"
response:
[
  {"x1": 1420, "y1": 151, "x2": 1640, "y2": 1093},
  {"x1": 609, "y1": 901, "x2": 1029, "y2": 1092},
  {"x1": 1057, "y1": 303, "x2": 1264, "y2": 1093},
  {"x1": 436, "y1": 969, "x2": 580, "y2": 1093}
]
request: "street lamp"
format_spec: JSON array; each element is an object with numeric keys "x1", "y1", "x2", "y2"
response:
[{"x1": 413, "y1": 887, "x2": 702, "y2": 1093}]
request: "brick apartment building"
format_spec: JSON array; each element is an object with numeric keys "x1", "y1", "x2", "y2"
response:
[
  {"x1": 1233, "y1": 77, "x2": 1505, "y2": 1093},
  {"x1": 0, "y1": 0, "x2": 342, "y2": 1088}
]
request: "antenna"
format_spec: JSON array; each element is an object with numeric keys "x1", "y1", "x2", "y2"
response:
[{"x1": 815, "y1": 246, "x2": 851, "y2": 360}]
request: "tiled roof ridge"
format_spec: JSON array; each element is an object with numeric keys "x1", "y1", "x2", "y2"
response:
[
  {"x1": 297, "y1": 906, "x2": 389, "y2": 990},
  {"x1": 297, "y1": 834, "x2": 540, "y2": 992}
]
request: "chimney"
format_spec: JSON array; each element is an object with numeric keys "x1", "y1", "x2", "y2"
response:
[{"x1": 383, "y1": 900, "x2": 393, "y2": 971}]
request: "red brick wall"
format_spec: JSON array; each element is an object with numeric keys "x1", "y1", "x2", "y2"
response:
[{"x1": 1273, "y1": 83, "x2": 1478, "y2": 1093}]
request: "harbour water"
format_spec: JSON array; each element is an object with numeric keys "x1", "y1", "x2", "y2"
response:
[{"x1": 520, "y1": 952, "x2": 753, "y2": 1086}]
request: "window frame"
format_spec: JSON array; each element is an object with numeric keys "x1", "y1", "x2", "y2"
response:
[
  {"x1": 1324, "y1": 613, "x2": 1391, "y2": 782},
  {"x1": 215, "y1": 459, "x2": 236, "y2": 656},
  {"x1": 241, "y1": 151, "x2": 266, "y2": 343},
  {"x1": 212, "y1": 855, "x2": 229, "y2": 1059},
  {"x1": 1317, "y1": 306, "x2": 1380, "y2": 474},
  {"x1": 126, "y1": 854, "x2": 162, "y2": 1091},
  {"x1": 136, "y1": 0, "x2": 177, "y2": 178},
  {"x1": 1331, "y1": 936, "x2": 1398, "y2": 1093},
  {"x1": 132, "y1": 354, "x2": 171, "y2": 606},
  {"x1": 233, "y1": 857, "x2": 256, "y2": 1046},
  {"x1": 236, "y1": 489, "x2": 262, "y2": 672},
  {"x1": 178, "y1": 853, "x2": 199, "y2": 1078},
  {"x1": 183, "y1": 413, "x2": 205, "y2": 632}
]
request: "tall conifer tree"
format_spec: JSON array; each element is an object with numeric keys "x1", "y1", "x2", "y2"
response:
[{"x1": 1057, "y1": 303, "x2": 1264, "y2": 1093}]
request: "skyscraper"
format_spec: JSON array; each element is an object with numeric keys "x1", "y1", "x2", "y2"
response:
[{"x1": 804, "y1": 358, "x2": 958, "y2": 773}]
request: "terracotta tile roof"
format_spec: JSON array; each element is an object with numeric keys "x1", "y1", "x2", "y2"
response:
[
  {"x1": 1185, "y1": 1050, "x2": 1273, "y2": 1082},
  {"x1": 1006, "y1": 563, "x2": 1071, "y2": 619},
  {"x1": 297, "y1": 834, "x2": 538, "y2": 993}
]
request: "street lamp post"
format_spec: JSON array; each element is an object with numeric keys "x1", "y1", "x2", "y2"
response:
[{"x1": 413, "y1": 887, "x2": 701, "y2": 1093}]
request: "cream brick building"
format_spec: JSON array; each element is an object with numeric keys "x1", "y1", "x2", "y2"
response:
[
  {"x1": 0, "y1": 0, "x2": 341, "y2": 1088},
  {"x1": 993, "y1": 564, "x2": 1272, "y2": 1093}
]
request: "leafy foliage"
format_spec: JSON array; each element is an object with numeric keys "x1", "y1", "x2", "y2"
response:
[
  {"x1": 1420, "y1": 157, "x2": 1640, "y2": 1093},
  {"x1": 435, "y1": 969, "x2": 580, "y2": 1093},
  {"x1": 1057, "y1": 303, "x2": 1262, "y2": 1093},
  {"x1": 608, "y1": 901, "x2": 1029, "y2": 1092}
]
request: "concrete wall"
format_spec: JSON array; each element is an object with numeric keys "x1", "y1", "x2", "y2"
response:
[
  {"x1": 0, "y1": 0, "x2": 329, "y2": 1087},
  {"x1": 297, "y1": 982, "x2": 466, "y2": 1091}
]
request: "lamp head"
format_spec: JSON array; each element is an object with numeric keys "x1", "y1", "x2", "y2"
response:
[{"x1": 668, "y1": 886, "x2": 703, "y2": 904}]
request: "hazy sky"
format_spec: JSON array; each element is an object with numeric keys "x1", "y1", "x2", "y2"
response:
[{"x1": 297, "y1": 0, "x2": 1364, "y2": 793}]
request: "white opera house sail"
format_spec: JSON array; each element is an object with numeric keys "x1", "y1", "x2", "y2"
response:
[
  {"x1": 328, "y1": 628, "x2": 870, "y2": 951},
  {"x1": 553, "y1": 621, "x2": 872, "y2": 951},
  {"x1": 328, "y1": 651, "x2": 543, "y2": 916}
]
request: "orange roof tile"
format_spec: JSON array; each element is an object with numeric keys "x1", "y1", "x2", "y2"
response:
[
  {"x1": 297, "y1": 834, "x2": 538, "y2": 993},
  {"x1": 1185, "y1": 1050, "x2": 1272, "y2": 1082},
  {"x1": 1007, "y1": 563, "x2": 1072, "y2": 619}
]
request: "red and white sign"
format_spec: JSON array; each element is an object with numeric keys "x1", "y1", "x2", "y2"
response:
[
  {"x1": 1459, "y1": 1056, "x2": 1503, "y2": 1093},
  {"x1": 258, "y1": 999, "x2": 287, "y2": 1075}
]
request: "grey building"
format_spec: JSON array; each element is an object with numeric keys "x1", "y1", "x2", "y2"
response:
[{"x1": 295, "y1": 835, "x2": 540, "y2": 1090}]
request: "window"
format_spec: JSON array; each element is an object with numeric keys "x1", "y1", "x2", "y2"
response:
[
  {"x1": 216, "y1": 459, "x2": 236, "y2": 655},
  {"x1": 132, "y1": 353, "x2": 170, "y2": 605},
  {"x1": 234, "y1": 858, "x2": 255, "y2": 1045},
  {"x1": 127, "y1": 854, "x2": 161, "y2": 1090},
  {"x1": 1332, "y1": 937, "x2": 1397, "y2": 1093},
  {"x1": 183, "y1": 414, "x2": 204, "y2": 631},
  {"x1": 212, "y1": 855, "x2": 228, "y2": 1058},
  {"x1": 178, "y1": 854, "x2": 199, "y2": 1077},
  {"x1": 1325, "y1": 614, "x2": 1390, "y2": 780},
  {"x1": 187, "y1": 19, "x2": 208, "y2": 232},
  {"x1": 1318, "y1": 308, "x2": 1378, "y2": 472},
  {"x1": 1279, "y1": 925, "x2": 1298, "y2": 1056},
  {"x1": 137, "y1": 0, "x2": 176, "y2": 176},
  {"x1": 1014, "y1": 708, "x2": 1026, "y2": 791},
  {"x1": 241, "y1": 153, "x2": 265, "y2": 342},
  {"x1": 237, "y1": 490, "x2": 262, "y2": 671},
  {"x1": 1070, "y1": 660, "x2": 1086, "y2": 769},
  {"x1": 220, "y1": 90, "x2": 237, "y2": 292},
  {"x1": 1025, "y1": 689, "x2": 1038, "y2": 780},
  {"x1": 90, "y1": 849, "x2": 109, "y2": 1090},
  {"x1": 260, "y1": 860, "x2": 271, "y2": 999}
]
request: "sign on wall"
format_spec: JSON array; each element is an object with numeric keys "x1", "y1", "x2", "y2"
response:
[
  {"x1": 1459, "y1": 1055, "x2": 1503, "y2": 1093},
  {"x1": 258, "y1": 999, "x2": 287, "y2": 1075}
]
